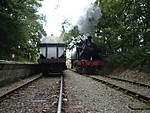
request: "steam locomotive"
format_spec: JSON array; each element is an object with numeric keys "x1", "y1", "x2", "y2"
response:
[
  {"x1": 71, "y1": 35, "x2": 103, "y2": 74},
  {"x1": 38, "y1": 36, "x2": 66, "y2": 75}
]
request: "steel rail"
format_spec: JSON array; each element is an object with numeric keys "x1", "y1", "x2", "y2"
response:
[
  {"x1": 103, "y1": 75, "x2": 150, "y2": 88},
  {"x1": 88, "y1": 76, "x2": 150, "y2": 103},
  {"x1": 0, "y1": 73, "x2": 42, "y2": 101},
  {"x1": 57, "y1": 75, "x2": 63, "y2": 113},
  {"x1": 69, "y1": 69, "x2": 150, "y2": 89},
  {"x1": 69, "y1": 69, "x2": 150, "y2": 109}
]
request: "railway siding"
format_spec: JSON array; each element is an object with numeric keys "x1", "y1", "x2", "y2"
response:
[
  {"x1": 64, "y1": 70, "x2": 150, "y2": 113},
  {"x1": 92, "y1": 76, "x2": 150, "y2": 100}
]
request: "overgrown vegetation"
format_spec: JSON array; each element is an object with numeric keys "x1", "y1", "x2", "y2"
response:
[
  {"x1": 0, "y1": 0, "x2": 46, "y2": 62},
  {"x1": 63, "y1": 0, "x2": 150, "y2": 72},
  {"x1": 95, "y1": 0, "x2": 150, "y2": 71}
]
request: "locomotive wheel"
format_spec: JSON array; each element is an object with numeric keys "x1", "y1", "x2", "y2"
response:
[
  {"x1": 78, "y1": 67, "x2": 86, "y2": 74},
  {"x1": 76, "y1": 67, "x2": 82, "y2": 74},
  {"x1": 75, "y1": 66, "x2": 82, "y2": 74},
  {"x1": 81, "y1": 67, "x2": 86, "y2": 74},
  {"x1": 75, "y1": 66, "x2": 98, "y2": 75}
]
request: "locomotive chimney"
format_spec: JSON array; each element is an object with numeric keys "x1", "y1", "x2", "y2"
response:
[{"x1": 87, "y1": 36, "x2": 92, "y2": 42}]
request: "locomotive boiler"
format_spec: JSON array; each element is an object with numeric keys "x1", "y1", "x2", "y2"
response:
[
  {"x1": 71, "y1": 35, "x2": 103, "y2": 74},
  {"x1": 38, "y1": 36, "x2": 66, "y2": 75}
]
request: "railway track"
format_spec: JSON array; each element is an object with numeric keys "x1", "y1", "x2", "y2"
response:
[
  {"x1": 0, "y1": 73, "x2": 42, "y2": 101},
  {"x1": 0, "y1": 73, "x2": 64, "y2": 113},
  {"x1": 57, "y1": 75, "x2": 64, "y2": 113},
  {"x1": 103, "y1": 75, "x2": 150, "y2": 88},
  {"x1": 88, "y1": 76, "x2": 150, "y2": 102},
  {"x1": 87, "y1": 75, "x2": 150, "y2": 110},
  {"x1": 69, "y1": 69, "x2": 150, "y2": 108}
]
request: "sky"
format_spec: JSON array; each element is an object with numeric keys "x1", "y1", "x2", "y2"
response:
[{"x1": 38, "y1": 0, "x2": 96, "y2": 36}]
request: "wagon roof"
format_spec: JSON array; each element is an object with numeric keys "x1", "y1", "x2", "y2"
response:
[{"x1": 39, "y1": 43, "x2": 66, "y2": 47}]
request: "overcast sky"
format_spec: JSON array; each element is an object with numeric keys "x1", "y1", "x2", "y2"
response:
[{"x1": 39, "y1": 0, "x2": 96, "y2": 36}]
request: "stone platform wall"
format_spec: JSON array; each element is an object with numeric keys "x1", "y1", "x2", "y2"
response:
[{"x1": 0, "y1": 61, "x2": 40, "y2": 87}]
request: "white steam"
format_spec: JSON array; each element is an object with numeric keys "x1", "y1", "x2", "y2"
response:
[{"x1": 77, "y1": 4, "x2": 101, "y2": 34}]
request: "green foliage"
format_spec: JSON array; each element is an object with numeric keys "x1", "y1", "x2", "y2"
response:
[
  {"x1": 106, "y1": 47, "x2": 150, "y2": 69},
  {"x1": 62, "y1": 26, "x2": 80, "y2": 49},
  {"x1": 95, "y1": 0, "x2": 150, "y2": 71},
  {"x1": 0, "y1": 0, "x2": 46, "y2": 62}
]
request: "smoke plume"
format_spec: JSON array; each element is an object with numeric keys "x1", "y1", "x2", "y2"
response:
[{"x1": 77, "y1": 4, "x2": 101, "y2": 34}]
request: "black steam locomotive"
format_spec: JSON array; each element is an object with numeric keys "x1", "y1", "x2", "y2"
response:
[{"x1": 71, "y1": 35, "x2": 103, "y2": 74}]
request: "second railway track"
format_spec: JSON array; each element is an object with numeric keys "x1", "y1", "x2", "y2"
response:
[
  {"x1": 70, "y1": 69, "x2": 150, "y2": 106},
  {"x1": 86, "y1": 75, "x2": 150, "y2": 104},
  {"x1": 0, "y1": 73, "x2": 64, "y2": 113},
  {"x1": 0, "y1": 73, "x2": 42, "y2": 101},
  {"x1": 103, "y1": 75, "x2": 150, "y2": 88},
  {"x1": 87, "y1": 76, "x2": 150, "y2": 103}
]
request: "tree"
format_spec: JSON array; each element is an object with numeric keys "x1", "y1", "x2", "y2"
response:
[
  {"x1": 0, "y1": 0, "x2": 46, "y2": 61},
  {"x1": 63, "y1": 26, "x2": 80, "y2": 49},
  {"x1": 95, "y1": 0, "x2": 150, "y2": 69}
]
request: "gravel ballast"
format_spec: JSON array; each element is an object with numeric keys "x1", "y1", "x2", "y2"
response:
[
  {"x1": 63, "y1": 70, "x2": 150, "y2": 113},
  {"x1": 0, "y1": 76, "x2": 60, "y2": 113},
  {"x1": 108, "y1": 69, "x2": 150, "y2": 84},
  {"x1": 92, "y1": 76, "x2": 150, "y2": 98}
]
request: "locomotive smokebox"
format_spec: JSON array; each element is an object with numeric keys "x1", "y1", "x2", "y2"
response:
[
  {"x1": 70, "y1": 35, "x2": 103, "y2": 74},
  {"x1": 87, "y1": 35, "x2": 92, "y2": 42}
]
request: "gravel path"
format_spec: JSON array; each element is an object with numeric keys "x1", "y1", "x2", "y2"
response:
[
  {"x1": 0, "y1": 76, "x2": 60, "y2": 113},
  {"x1": 63, "y1": 70, "x2": 150, "y2": 113}
]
